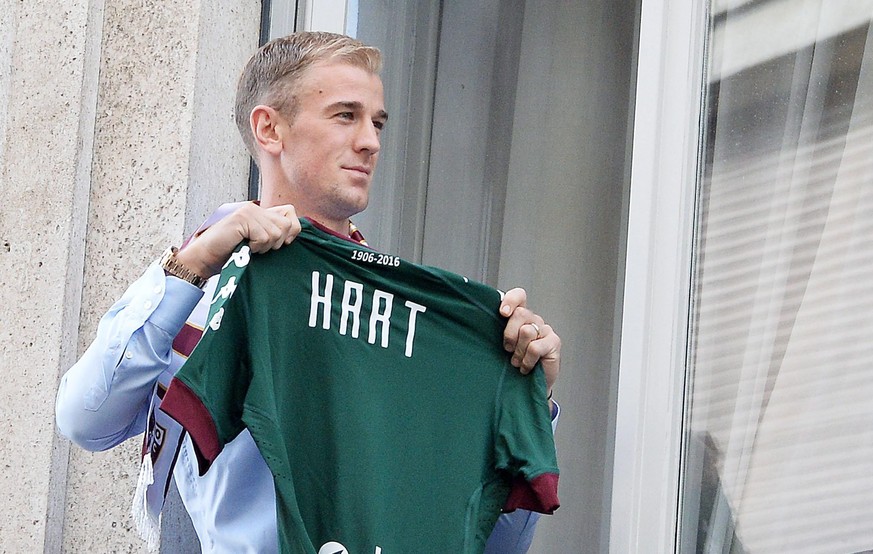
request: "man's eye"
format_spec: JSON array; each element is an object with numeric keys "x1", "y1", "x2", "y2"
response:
[
  {"x1": 373, "y1": 120, "x2": 385, "y2": 131},
  {"x1": 338, "y1": 112, "x2": 354, "y2": 120}
]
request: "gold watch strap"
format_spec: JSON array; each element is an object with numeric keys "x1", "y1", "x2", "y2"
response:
[{"x1": 160, "y1": 247, "x2": 208, "y2": 289}]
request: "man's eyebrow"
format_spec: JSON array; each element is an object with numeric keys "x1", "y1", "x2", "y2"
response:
[{"x1": 328, "y1": 101, "x2": 388, "y2": 121}]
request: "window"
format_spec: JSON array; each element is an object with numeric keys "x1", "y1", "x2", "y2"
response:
[{"x1": 680, "y1": 2, "x2": 873, "y2": 552}]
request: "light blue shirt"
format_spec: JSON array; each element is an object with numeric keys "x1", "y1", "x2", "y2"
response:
[{"x1": 56, "y1": 261, "x2": 558, "y2": 553}]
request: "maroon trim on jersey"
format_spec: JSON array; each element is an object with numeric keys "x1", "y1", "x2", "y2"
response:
[
  {"x1": 502, "y1": 472, "x2": 560, "y2": 515},
  {"x1": 172, "y1": 323, "x2": 203, "y2": 358},
  {"x1": 160, "y1": 378, "x2": 221, "y2": 476},
  {"x1": 304, "y1": 217, "x2": 370, "y2": 247}
]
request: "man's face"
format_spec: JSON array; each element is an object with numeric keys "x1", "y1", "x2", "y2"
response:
[{"x1": 273, "y1": 60, "x2": 386, "y2": 226}]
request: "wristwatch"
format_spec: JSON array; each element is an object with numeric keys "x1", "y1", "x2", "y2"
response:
[{"x1": 159, "y1": 246, "x2": 208, "y2": 289}]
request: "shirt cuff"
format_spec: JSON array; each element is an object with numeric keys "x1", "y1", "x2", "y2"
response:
[
  {"x1": 550, "y1": 399, "x2": 560, "y2": 434},
  {"x1": 146, "y1": 262, "x2": 206, "y2": 337}
]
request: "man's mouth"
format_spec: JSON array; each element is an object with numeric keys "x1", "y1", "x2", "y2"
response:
[{"x1": 343, "y1": 165, "x2": 371, "y2": 176}]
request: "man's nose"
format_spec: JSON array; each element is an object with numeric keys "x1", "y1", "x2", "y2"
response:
[{"x1": 355, "y1": 121, "x2": 381, "y2": 154}]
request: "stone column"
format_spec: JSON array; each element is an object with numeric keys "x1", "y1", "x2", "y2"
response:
[
  {"x1": 0, "y1": 1, "x2": 103, "y2": 551},
  {"x1": 0, "y1": 0, "x2": 259, "y2": 551}
]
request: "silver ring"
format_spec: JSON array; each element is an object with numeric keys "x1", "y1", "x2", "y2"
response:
[{"x1": 528, "y1": 322, "x2": 541, "y2": 338}]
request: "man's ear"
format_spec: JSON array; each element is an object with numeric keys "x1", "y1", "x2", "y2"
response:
[{"x1": 251, "y1": 105, "x2": 284, "y2": 156}]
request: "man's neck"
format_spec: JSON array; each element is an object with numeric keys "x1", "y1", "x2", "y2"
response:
[
  {"x1": 299, "y1": 213, "x2": 350, "y2": 236},
  {"x1": 259, "y1": 198, "x2": 351, "y2": 237}
]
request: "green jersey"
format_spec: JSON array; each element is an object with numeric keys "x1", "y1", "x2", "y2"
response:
[{"x1": 162, "y1": 219, "x2": 559, "y2": 554}]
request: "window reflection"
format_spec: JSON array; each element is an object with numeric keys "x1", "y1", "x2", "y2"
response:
[{"x1": 682, "y1": 2, "x2": 873, "y2": 553}]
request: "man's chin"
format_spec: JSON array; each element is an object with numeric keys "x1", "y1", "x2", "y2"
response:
[
  {"x1": 346, "y1": 191, "x2": 370, "y2": 215},
  {"x1": 332, "y1": 197, "x2": 369, "y2": 221}
]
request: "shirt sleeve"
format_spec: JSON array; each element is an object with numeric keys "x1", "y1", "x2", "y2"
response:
[
  {"x1": 484, "y1": 398, "x2": 560, "y2": 551},
  {"x1": 484, "y1": 509, "x2": 541, "y2": 554},
  {"x1": 55, "y1": 262, "x2": 204, "y2": 451},
  {"x1": 493, "y1": 365, "x2": 561, "y2": 515}
]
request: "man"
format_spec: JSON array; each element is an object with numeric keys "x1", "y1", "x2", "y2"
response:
[{"x1": 56, "y1": 31, "x2": 561, "y2": 553}]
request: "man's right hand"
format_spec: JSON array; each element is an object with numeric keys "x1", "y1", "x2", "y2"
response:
[{"x1": 175, "y1": 203, "x2": 301, "y2": 280}]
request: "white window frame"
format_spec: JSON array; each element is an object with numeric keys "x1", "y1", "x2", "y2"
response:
[
  {"x1": 266, "y1": 0, "x2": 293, "y2": 37},
  {"x1": 609, "y1": 1, "x2": 709, "y2": 552},
  {"x1": 269, "y1": 0, "x2": 355, "y2": 36}
]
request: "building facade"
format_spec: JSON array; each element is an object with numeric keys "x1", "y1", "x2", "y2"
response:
[{"x1": 1, "y1": 1, "x2": 871, "y2": 552}]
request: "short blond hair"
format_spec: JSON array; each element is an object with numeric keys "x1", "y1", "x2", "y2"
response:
[{"x1": 234, "y1": 31, "x2": 382, "y2": 162}]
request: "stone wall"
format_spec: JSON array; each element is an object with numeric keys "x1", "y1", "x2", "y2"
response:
[{"x1": 0, "y1": 1, "x2": 259, "y2": 551}]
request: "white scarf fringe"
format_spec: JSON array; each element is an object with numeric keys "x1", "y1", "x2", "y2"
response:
[{"x1": 131, "y1": 453, "x2": 161, "y2": 552}]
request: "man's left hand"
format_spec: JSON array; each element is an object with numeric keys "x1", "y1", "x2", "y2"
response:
[{"x1": 500, "y1": 288, "x2": 561, "y2": 412}]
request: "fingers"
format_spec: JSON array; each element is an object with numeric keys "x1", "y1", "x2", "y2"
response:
[
  {"x1": 177, "y1": 202, "x2": 300, "y2": 278},
  {"x1": 275, "y1": 206, "x2": 303, "y2": 245},
  {"x1": 521, "y1": 324, "x2": 558, "y2": 369},
  {"x1": 501, "y1": 289, "x2": 535, "y2": 356},
  {"x1": 499, "y1": 287, "x2": 527, "y2": 317},
  {"x1": 512, "y1": 322, "x2": 560, "y2": 391},
  {"x1": 505, "y1": 309, "x2": 547, "y2": 372},
  {"x1": 244, "y1": 204, "x2": 301, "y2": 253},
  {"x1": 500, "y1": 287, "x2": 562, "y2": 395},
  {"x1": 500, "y1": 287, "x2": 531, "y2": 354}
]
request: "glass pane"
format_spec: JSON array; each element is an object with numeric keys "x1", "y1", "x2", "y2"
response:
[{"x1": 680, "y1": 2, "x2": 873, "y2": 553}]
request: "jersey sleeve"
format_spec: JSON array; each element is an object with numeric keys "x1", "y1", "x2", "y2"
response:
[
  {"x1": 160, "y1": 243, "x2": 254, "y2": 475},
  {"x1": 493, "y1": 364, "x2": 561, "y2": 515}
]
